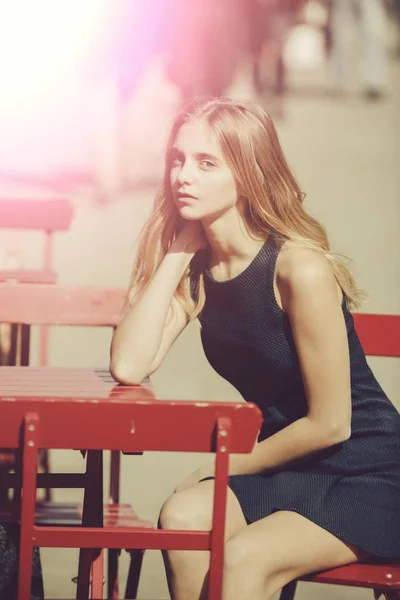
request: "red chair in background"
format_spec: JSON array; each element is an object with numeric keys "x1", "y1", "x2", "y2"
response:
[
  {"x1": 0, "y1": 198, "x2": 73, "y2": 502},
  {"x1": 279, "y1": 313, "x2": 400, "y2": 600},
  {"x1": 0, "y1": 198, "x2": 73, "y2": 366}
]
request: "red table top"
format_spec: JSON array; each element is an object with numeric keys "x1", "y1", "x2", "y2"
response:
[
  {"x1": 0, "y1": 367, "x2": 154, "y2": 401},
  {"x1": 0, "y1": 367, "x2": 262, "y2": 452},
  {"x1": 0, "y1": 367, "x2": 154, "y2": 449}
]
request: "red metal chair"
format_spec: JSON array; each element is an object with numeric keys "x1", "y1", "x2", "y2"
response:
[
  {"x1": 279, "y1": 313, "x2": 400, "y2": 600},
  {"x1": 0, "y1": 282, "x2": 128, "y2": 507},
  {"x1": 0, "y1": 198, "x2": 73, "y2": 366},
  {"x1": 0, "y1": 197, "x2": 74, "y2": 502},
  {"x1": 0, "y1": 367, "x2": 262, "y2": 600}
]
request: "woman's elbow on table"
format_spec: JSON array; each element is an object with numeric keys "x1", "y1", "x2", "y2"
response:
[{"x1": 109, "y1": 360, "x2": 148, "y2": 386}]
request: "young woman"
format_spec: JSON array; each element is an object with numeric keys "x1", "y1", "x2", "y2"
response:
[{"x1": 110, "y1": 98, "x2": 400, "y2": 600}]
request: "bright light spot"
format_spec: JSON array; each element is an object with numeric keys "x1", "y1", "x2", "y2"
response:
[{"x1": 0, "y1": 0, "x2": 111, "y2": 113}]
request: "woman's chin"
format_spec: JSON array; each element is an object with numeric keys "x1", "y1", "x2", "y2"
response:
[{"x1": 178, "y1": 206, "x2": 201, "y2": 220}]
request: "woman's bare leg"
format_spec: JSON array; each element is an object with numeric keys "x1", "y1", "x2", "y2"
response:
[
  {"x1": 221, "y1": 510, "x2": 370, "y2": 600},
  {"x1": 159, "y1": 480, "x2": 247, "y2": 600}
]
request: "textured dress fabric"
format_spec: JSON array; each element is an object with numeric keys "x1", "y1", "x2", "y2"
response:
[
  {"x1": 191, "y1": 235, "x2": 400, "y2": 558},
  {"x1": 0, "y1": 524, "x2": 44, "y2": 600}
]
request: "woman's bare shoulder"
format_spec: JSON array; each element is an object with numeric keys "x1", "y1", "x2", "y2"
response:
[
  {"x1": 277, "y1": 244, "x2": 333, "y2": 282},
  {"x1": 276, "y1": 244, "x2": 341, "y2": 310}
]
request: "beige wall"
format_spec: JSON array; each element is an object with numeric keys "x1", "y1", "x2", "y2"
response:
[{"x1": 1, "y1": 53, "x2": 399, "y2": 599}]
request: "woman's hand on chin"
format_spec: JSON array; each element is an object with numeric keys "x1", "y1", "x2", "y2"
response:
[{"x1": 172, "y1": 220, "x2": 208, "y2": 254}]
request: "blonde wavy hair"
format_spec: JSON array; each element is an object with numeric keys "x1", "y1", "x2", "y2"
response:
[{"x1": 129, "y1": 98, "x2": 364, "y2": 319}]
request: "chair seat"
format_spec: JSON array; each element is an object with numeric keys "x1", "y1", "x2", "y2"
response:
[
  {"x1": 300, "y1": 559, "x2": 400, "y2": 590},
  {"x1": 34, "y1": 502, "x2": 154, "y2": 530}
]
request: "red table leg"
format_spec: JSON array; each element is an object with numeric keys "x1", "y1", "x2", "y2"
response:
[{"x1": 76, "y1": 450, "x2": 104, "y2": 600}]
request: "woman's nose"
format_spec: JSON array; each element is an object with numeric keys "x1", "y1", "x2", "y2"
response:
[{"x1": 177, "y1": 161, "x2": 195, "y2": 184}]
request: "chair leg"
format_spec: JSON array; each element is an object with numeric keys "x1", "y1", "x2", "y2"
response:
[
  {"x1": 9, "y1": 324, "x2": 18, "y2": 365},
  {"x1": 77, "y1": 549, "x2": 94, "y2": 600},
  {"x1": 20, "y1": 324, "x2": 30, "y2": 366},
  {"x1": 38, "y1": 449, "x2": 52, "y2": 502},
  {"x1": 18, "y1": 413, "x2": 39, "y2": 600},
  {"x1": 39, "y1": 324, "x2": 49, "y2": 367},
  {"x1": 125, "y1": 550, "x2": 145, "y2": 600},
  {"x1": 107, "y1": 549, "x2": 120, "y2": 600},
  {"x1": 77, "y1": 451, "x2": 103, "y2": 600},
  {"x1": 109, "y1": 450, "x2": 121, "y2": 504},
  {"x1": 90, "y1": 550, "x2": 104, "y2": 599},
  {"x1": 279, "y1": 580, "x2": 298, "y2": 600}
]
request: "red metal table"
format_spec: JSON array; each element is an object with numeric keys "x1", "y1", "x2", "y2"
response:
[
  {"x1": 0, "y1": 367, "x2": 154, "y2": 599},
  {"x1": 0, "y1": 366, "x2": 262, "y2": 600}
]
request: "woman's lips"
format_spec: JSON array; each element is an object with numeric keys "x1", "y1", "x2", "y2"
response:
[
  {"x1": 176, "y1": 191, "x2": 197, "y2": 200},
  {"x1": 176, "y1": 194, "x2": 197, "y2": 205}
]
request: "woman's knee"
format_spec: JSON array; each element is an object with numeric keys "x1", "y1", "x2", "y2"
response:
[
  {"x1": 223, "y1": 537, "x2": 284, "y2": 597},
  {"x1": 159, "y1": 482, "x2": 214, "y2": 531},
  {"x1": 223, "y1": 534, "x2": 297, "y2": 595},
  {"x1": 224, "y1": 534, "x2": 275, "y2": 578},
  {"x1": 223, "y1": 535, "x2": 264, "y2": 571}
]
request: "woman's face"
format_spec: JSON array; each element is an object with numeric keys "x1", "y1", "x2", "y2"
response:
[{"x1": 169, "y1": 119, "x2": 238, "y2": 222}]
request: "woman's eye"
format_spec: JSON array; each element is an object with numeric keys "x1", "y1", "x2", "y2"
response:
[
  {"x1": 171, "y1": 156, "x2": 183, "y2": 166},
  {"x1": 200, "y1": 160, "x2": 215, "y2": 169}
]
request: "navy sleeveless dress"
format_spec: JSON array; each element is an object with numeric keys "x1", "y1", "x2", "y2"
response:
[{"x1": 192, "y1": 235, "x2": 400, "y2": 558}]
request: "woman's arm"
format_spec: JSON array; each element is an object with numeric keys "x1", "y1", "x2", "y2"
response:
[
  {"x1": 230, "y1": 248, "x2": 352, "y2": 475},
  {"x1": 110, "y1": 222, "x2": 206, "y2": 385}
]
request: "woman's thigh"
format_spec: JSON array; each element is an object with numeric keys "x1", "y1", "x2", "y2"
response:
[
  {"x1": 159, "y1": 480, "x2": 248, "y2": 541},
  {"x1": 224, "y1": 510, "x2": 370, "y2": 595}
]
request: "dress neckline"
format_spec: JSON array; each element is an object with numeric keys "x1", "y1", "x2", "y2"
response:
[{"x1": 204, "y1": 237, "x2": 270, "y2": 285}]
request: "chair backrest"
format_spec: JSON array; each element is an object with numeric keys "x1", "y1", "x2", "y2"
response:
[
  {"x1": 0, "y1": 283, "x2": 126, "y2": 327},
  {"x1": 0, "y1": 199, "x2": 73, "y2": 232},
  {"x1": 1, "y1": 290, "x2": 399, "y2": 354},
  {"x1": 0, "y1": 290, "x2": 398, "y2": 354},
  {"x1": 0, "y1": 282, "x2": 125, "y2": 369},
  {"x1": 0, "y1": 198, "x2": 73, "y2": 271},
  {"x1": 2, "y1": 396, "x2": 263, "y2": 454},
  {"x1": 353, "y1": 313, "x2": 400, "y2": 357}
]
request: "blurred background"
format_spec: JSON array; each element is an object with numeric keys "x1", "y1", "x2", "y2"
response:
[{"x1": 0, "y1": 0, "x2": 399, "y2": 598}]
